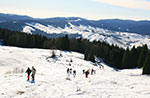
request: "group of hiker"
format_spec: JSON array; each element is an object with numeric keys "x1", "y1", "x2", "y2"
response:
[
  {"x1": 66, "y1": 67, "x2": 96, "y2": 80},
  {"x1": 83, "y1": 68, "x2": 96, "y2": 78},
  {"x1": 25, "y1": 63, "x2": 101, "y2": 82},
  {"x1": 25, "y1": 66, "x2": 36, "y2": 82},
  {"x1": 66, "y1": 68, "x2": 76, "y2": 80}
]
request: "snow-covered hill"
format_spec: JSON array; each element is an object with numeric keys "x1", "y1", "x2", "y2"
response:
[
  {"x1": 1, "y1": 13, "x2": 150, "y2": 49},
  {"x1": 23, "y1": 22, "x2": 150, "y2": 49},
  {"x1": 0, "y1": 46, "x2": 150, "y2": 98}
]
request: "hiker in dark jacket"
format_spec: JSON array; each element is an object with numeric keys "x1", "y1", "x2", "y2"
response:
[
  {"x1": 31, "y1": 66, "x2": 36, "y2": 82},
  {"x1": 67, "y1": 68, "x2": 70, "y2": 74},
  {"x1": 83, "y1": 69, "x2": 85, "y2": 74},
  {"x1": 26, "y1": 67, "x2": 32, "y2": 81},
  {"x1": 66, "y1": 68, "x2": 70, "y2": 80},
  {"x1": 73, "y1": 70, "x2": 76, "y2": 78},
  {"x1": 85, "y1": 69, "x2": 89, "y2": 78},
  {"x1": 91, "y1": 69, "x2": 94, "y2": 75},
  {"x1": 70, "y1": 68, "x2": 72, "y2": 74}
]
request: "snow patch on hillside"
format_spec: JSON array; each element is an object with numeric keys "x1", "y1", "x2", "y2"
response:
[
  {"x1": 22, "y1": 26, "x2": 35, "y2": 34},
  {"x1": 69, "y1": 19, "x2": 81, "y2": 22},
  {"x1": 13, "y1": 21, "x2": 17, "y2": 23}
]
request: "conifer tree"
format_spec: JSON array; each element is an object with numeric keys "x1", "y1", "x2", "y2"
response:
[
  {"x1": 88, "y1": 47, "x2": 95, "y2": 62},
  {"x1": 63, "y1": 35, "x2": 70, "y2": 50},
  {"x1": 138, "y1": 45, "x2": 148, "y2": 68},
  {"x1": 84, "y1": 49, "x2": 89, "y2": 60},
  {"x1": 121, "y1": 48, "x2": 130, "y2": 69},
  {"x1": 142, "y1": 51, "x2": 150, "y2": 75},
  {"x1": 130, "y1": 46, "x2": 139, "y2": 68}
]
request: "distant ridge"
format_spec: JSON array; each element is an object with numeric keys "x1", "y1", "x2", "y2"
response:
[{"x1": 0, "y1": 12, "x2": 150, "y2": 49}]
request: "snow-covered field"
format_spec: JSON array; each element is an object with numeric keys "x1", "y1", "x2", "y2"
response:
[{"x1": 0, "y1": 46, "x2": 150, "y2": 98}]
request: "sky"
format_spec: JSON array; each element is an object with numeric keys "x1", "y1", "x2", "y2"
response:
[{"x1": 0, "y1": 0, "x2": 150, "y2": 20}]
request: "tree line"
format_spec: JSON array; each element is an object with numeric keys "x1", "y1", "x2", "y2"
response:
[{"x1": 0, "y1": 28, "x2": 150, "y2": 74}]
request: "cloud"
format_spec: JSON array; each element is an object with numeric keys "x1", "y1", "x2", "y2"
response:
[{"x1": 92, "y1": 0, "x2": 150, "y2": 10}]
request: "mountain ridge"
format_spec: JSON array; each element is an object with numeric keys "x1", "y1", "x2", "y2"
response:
[
  {"x1": 0, "y1": 13, "x2": 150, "y2": 49},
  {"x1": 0, "y1": 12, "x2": 150, "y2": 35}
]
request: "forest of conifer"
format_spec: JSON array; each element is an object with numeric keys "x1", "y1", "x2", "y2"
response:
[{"x1": 0, "y1": 28, "x2": 150, "y2": 74}]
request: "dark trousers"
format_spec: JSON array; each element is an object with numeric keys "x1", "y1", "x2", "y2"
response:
[{"x1": 32, "y1": 74, "x2": 35, "y2": 81}]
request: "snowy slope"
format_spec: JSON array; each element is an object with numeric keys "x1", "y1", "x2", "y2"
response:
[
  {"x1": 0, "y1": 46, "x2": 150, "y2": 98},
  {"x1": 23, "y1": 22, "x2": 150, "y2": 49},
  {"x1": 22, "y1": 26, "x2": 35, "y2": 34}
]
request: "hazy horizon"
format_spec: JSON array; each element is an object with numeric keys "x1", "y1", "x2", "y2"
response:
[
  {"x1": 1, "y1": 12, "x2": 150, "y2": 21},
  {"x1": 0, "y1": 0, "x2": 150, "y2": 21}
]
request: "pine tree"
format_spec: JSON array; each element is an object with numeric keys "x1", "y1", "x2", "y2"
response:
[
  {"x1": 63, "y1": 35, "x2": 70, "y2": 50},
  {"x1": 121, "y1": 48, "x2": 130, "y2": 69},
  {"x1": 142, "y1": 51, "x2": 150, "y2": 75},
  {"x1": 138, "y1": 45, "x2": 148, "y2": 68},
  {"x1": 43, "y1": 40, "x2": 51, "y2": 49},
  {"x1": 88, "y1": 48, "x2": 95, "y2": 62},
  {"x1": 84, "y1": 49, "x2": 89, "y2": 60},
  {"x1": 130, "y1": 46, "x2": 139, "y2": 68}
]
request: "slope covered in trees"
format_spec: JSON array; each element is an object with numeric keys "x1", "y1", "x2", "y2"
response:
[{"x1": 0, "y1": 28, "x2": 150, "y2": 74}]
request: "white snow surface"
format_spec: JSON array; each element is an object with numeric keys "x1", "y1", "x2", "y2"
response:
[
  {"x1": 0, "y1": 46, "x2": 150, "y2": 98},
  {"x1": 23, "y1": 22, "x2": 150, "y2": 49},
  {"x1": 22, "y1": 26, "x2": 35, "y2": 34}
]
